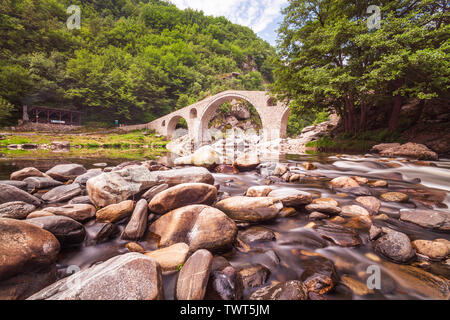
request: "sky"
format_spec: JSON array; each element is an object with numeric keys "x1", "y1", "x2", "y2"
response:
[{"x1": 169, "y1": 0, "x2": 288, "y2": 45}]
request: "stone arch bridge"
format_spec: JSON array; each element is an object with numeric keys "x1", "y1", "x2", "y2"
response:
[{"x1": 123, "y1": 90, "x2": 290, "y2": 146}]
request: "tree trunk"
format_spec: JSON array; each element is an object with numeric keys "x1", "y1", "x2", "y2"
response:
[
  {"x1": 359, "y1": 101, "x2": 367, "y2": 132},
  {"x1": 388, "y1": 93, "x2": 403, "y2": 132}
]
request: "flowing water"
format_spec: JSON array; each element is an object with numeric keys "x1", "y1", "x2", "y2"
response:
[{"x1": 1, "y1": 151, "x2": 449, "y2": 300}]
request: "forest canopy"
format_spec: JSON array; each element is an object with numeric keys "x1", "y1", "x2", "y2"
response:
[{"x1": 0, "y1": 0, "x2": 276, "y2": 125}]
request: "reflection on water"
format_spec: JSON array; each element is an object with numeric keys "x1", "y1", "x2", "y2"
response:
[{"x1": 0, "y1": 150, "x2": 449, "y2": 300}]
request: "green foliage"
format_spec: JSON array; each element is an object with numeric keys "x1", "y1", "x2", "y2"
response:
[
  {"x1": 0, "y1": 97, "x2": 15, "y2": 126},
  {"x1": 0, "y1": 0, "x2": 275, "y2": 126}
]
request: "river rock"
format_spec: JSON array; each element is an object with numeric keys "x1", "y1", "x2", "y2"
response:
[
  {"x1": 0, "y1": 201, "x2": 36, "y2": 219},
  {"x1": 10, "y1": 167, "x2": 49, "y2": 181},
  {"x1": 126, "y1": 242, "x2": 146, "y2": 253},
  {"x1": 305, "y1": 203, "x2": 341, "y2": 215},
  {"x1": 28, "y1": 253, "x2": 164, "y2": 300},
  {"x1": 249, "y1": 280, "x2": 308, "y2": 300},
  {"x1": 214, "y1": 165, "x2": 239, "y2": 174},
  {"x1": 273, "y1": 163, "x2": 288, "y2": 176},
  {"x1": 69, "y1": 196, "x2": 93, "y2": 205},
  {"x1": 154, "y1": 167, "x2": 214, "y2": 186},
  {"x1": 374, "y1": 231, "x2": 415, "y2": 263},
  {"x1": 355, "y1": 196, "x2": 381, "y2": 214},
  {"x1": 41, "y1": 183, "x2": 83, "y2": 203},
  {"x1": 246, "y1": 186, "x2": 273, "y2": 197},
  {"x1": 191, "y1": 145, "x2": 221, "y2": 167},
  {"x1": 216, "y1": 196, "x2": 283, "y2": 223},
  {"x1": 340, "y1": 275, "x2": 374, "y2": 296},
  {"x1": 309, "y1": 211, "x2": 329, "y2": 220},
  {"x1": 238, "y1": 226, "x2": 275, "y2": 243},
  {"x1": 148, "y1": 205, "x2": 237, "y2": 252},
  {"x1": 330, "y1": 176, "x2": 359, "y2": 188},
  {"x1": 26, "y1": 216, "x2": 85, "y2": 246},
  {"x1": 85, "y1": 222, "x2": 119, "y2": 245},
  {"x1": 149, "y1": 183, "x2": 217, "y2": 215},
  {"x1": 380, "y1": 192, "x2": 409, "y2": 202},
  {"x1": 145, "y1": 243, "x2": 189, "y2": 272},
  {"x1": 412, "y1": 240, "x2": 449, "y2": 261},
  {"x1": 205, "y1": 266, "x2": 243, "y2": 300},
  {"x1": 23, "y1": 176, "x2": 63, "y2": 190},
  {"x1": 0, "y1": 180, "x2": 28, "y2": 190},
  {"x1": 371, "y1": 143, "x2": 401, "y2": 153},
  {"x1": 237, "y1": 264, "x2": 270, "y2": 289},
  {"x1": 41, "y1": 204, "x2": 96, "y2": 222},
  {"x1": 399, "y1": 209, "x2": 450, "y2": 231},
  {"x1": 45, "y1": 164, "x2": 87, "y2": 182},
  {"x1": 0, "y1": 184, "x2": 42, "y2": 206},
  {"x1": 121, "y1": 199, "x2": 148, "y2": 240},
  {"x1": 299, "y1": 257, "x2": 338, "y2": 294},
  {"x1": 233, "y1": 154, "x2": 260, "y2": 172},
  {"x1": 141, "y1": 184, "x2": 169, "y2": 202},
  {"x1": 87, "y1": 165, "x2": 159, "y2": 207},
  {"x1": 379, "y1": 142, "x2": 438, "y2": 160},
  {"x1": 370, "y1": 180, "x2": 388, "y2": 187},
  {"x1": 268, "y1": 189, "x2": 313, "y2": 207},
  {"x1": 96, "y1": 200, "x2": 134, "y2": 223},
  {"x1": 302, "y1": 162, "x2": 317, "y2": 170},
  {"x1": 0, "y1": 218, "x2": 60, "y2": 281},
  {"x1": 314, "y1": 224, "x2": 362, "y2": 247},
  {"x1": 26, "y1": 211, "x2": 55, "y2": 219},
  {"x1": 312, "y1": 198, "x2": 339, "y2": 207},
  {"x1": 176, "y1": 249, "x2": 213, "y2": 300},
  {"x1": 74, "y1": 169, "x2": 102, "y2": 185},
  {"x1": 341, "y1": 205, "x2": 370, "y2": 218}
]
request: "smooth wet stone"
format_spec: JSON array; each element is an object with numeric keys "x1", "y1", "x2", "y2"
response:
[
  {"x1": 268, "y1": 188, "x2": 313, "y2": 207},
  {"x1": 371, "y1": 143, "x2": 401, "y2": 153},
  {"x1": 125, "y1": 242, "x2": 146, "y2": 253},
  {"x1": 145, "y1": 243, "x2": 189, "y2": 272},
  {"x1": 305, "y1": 203, "x2": 341, "y2": 215},
  {"x1": 87, "y1": 165, "x2": 159, "y2": 207},
  {"x1": 400, "y1": 209, "x2": 450, "y2": 231},
  {"x1": 0, "y1": 201, "x2": 36, "y2": 219},
  {"x1": 73, "y1": 169, "x2": 102, "y2": 185},
  {"x1": 149, "y1": 205, "x2": 237, "y2": 252},
  {"x1": 238, "y1": 226, "x2": 275, "y2": 243},
  {"x1": 233, "y1": 154, "x2": 260, "y2": 172},
  {"x1": 380, "y1": 192, "x2": 409, "y2": 202},
  {"x1": 249, "y1": 280, "x2": 308, "y2": 300},
  {"x1": 340, "y1": 275, "x2": 374, "y2": 296},
  {"x1": 302, "y1": 162, "x2": 317, "y2": 170},
  {"x1": 23, "y1": 176, "x2": 63, "y2": 190},
  {"x1": 369, "y1": 225, "x2": 382, "y2": 240},
  {"x1": 96, "y1": 200, "x2": 134, "y2": 223},
  {"x1": 45, "y1": 164, "x2": 87, "y2": 182},
  {"x1": 191, "y1": 145, "x2": 221, "y2": 167},
  {"x1": 0, "y1": 184, "x2": 42, "y2": 206},
  {"x1": 355, "y1": 196, "x2": 381, "y2": 214},
  {"x1": 379, "y1": 142, "x2": 438, "y2": 160},
  {"x1": 370, "y1": 180, "x2": 388, "y2": 187},
  {"x1": 0, "y1": 218, "x2": 60, "y2": 281},
  {"x1": 41, "y1": 204, "x2": 96, "y2": 222},
  {"x1": 26, "y1": 216, "x2": 85, "y2": 246},
  {"x1": 69, "y1": 195, "x2": 93, "y2": 205},
  {"x1": 28, "y1": 253, "x2": 164, "y2": 300},
  {"x1": 237, "y1": 264, "x2": 270, "y2": 289},
  {"x1": 214, "y1": 164, "x2": 239, "y2": 174},
  {"x1": 279, "y1": 207, "x2": 297, "y2": 218},
  {"x1": 41, "y1": 183, "x2": 83, "y2": 204},
  {"x1": 312, "y1": 198, "x2": 339, "y2": 207},
  {"x1": 149, "y1": 183, "x2": 217, "y2": 215},
  {"x1": 351, "y1": 176, "x2": 368, "y2": 184},
  {"x1": 121, "y1": 199, "x2": 148, "y2": 240},
  {"x1": 374, "y1": 231, "x2": 415, "y2": 263},
  {"x1": 10, "y1": 167, "x2": 49, "y2": 181},
  {"x1": 300, "y1": 256, "x2": 338, "y2": 294},
  {"x1": 26, "y1": 211, "x2": 55, "y2": 219},
  {"x1": 205, "y1": 266, "x2": 243, "y2": 300},
  {"x1": 141, "y1": 184, "x2": 169, "y2": 202},
  {"x1": 0, "y1": 180, "x2": 28, "y2": 190},
  {"x1": 273, "y1": 163, "x2": 288, "y2": 176},
  {"x1": 412, "y1": 240, "x2": 449, "y2": 261},
  {"x1": 341, "y1": 205, "x2": 370, "y2": 218},
  {"x1": 246, "y1": 186, "x2": 273, "y2": 197},
  {"x1": 85, "y1": 222, "x2": 119, "y2": 245},
  {"x1": 0, "y1": 267, "x2": 56, "y2": 300},
  {"x1": 314, "y1": 224, "x2": 362, "y2": 247},
  {"x1": 289, "y1": 174, "x2": 302, "y2": 182},
  {"x1": 330, "y1": 176, "x2": 359, "y2": 188},
  {"x1": 153, "y1": 167, "x2": 214, "y2": 186},
  {"x1": 215, "y1": 196, "x2": 283, "y2": 223},
  {"x1": 176, "y1": 249, "x2": 213, "y2": 300},
  {"x1": 309, "y1": 211, "x2": 329, "y2": 220},
  {"x1": 335, "y1": 186, "x2": 372, "y2": 196}
]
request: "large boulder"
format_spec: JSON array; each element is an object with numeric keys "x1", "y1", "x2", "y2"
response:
[
  {"x1": 45, "y1": 164, "x2": 87, "y2": 182},
  {"x1": 38, "y1": 204, "x2": 96, "y2": 222},
  {"x1": 371, "y1": 143, "x2": 401, "y2": 153},
  {"x1": 0, "y1": 218, "x2": 60, "y2": 281},
  {"x1": 26, "y1": 216, "x2": 85, "y2": 246},
  {"x1": 96, "y1": 200, "x2": 134, "y2": 223},
  {"x1": 374, "y1": 231, "x2": 415, "y2": 263},
  {"x1": 23, "y1": 177, "x2": 63, "y2": 190},
  {"x1": 0, "y1": 184, "x2": 41, "y2": 206},
  {"x1": 27, "y1": 253, "x2": 164, "y2": 300},
  {"x1": 74, "y1": 169, "x2": 102, "y2": 185},
  {"x1": 149, "y1": 183, "x2": 217, "y2": 215},
  {"x1": 215, "y1": 196, "x2": 283, "y2": 223},
  {"x1": 0, "y1": 201, "x2": 36, "y2": 219},
  {"x1": 246, "y1": 186, "x2": 273, "y2": 197},
  {"x1": 148, "y1": 205, "x2": 237, "y2": 252},
  {"x1": 412, "y1": 240, "x2": 449, "y2": 261},
  {"x1": 0, "y1": 180, "x2": 28, "y2": 190},
  {"x1": 268, "y1": 188, "x2": 313, "y2": 207},
  {"x1": 10, "y1": 167, "x2": 49, "y2": 181},
  {"x1": 86, "y1": 166, "x2": 159, "y2": 207},
  {"x1": 121, "y1": 199, "x2": 148, "y2": 240},
  {"x1": 144, "y1": 243, "x2": 189, "y2": 272},
  {"x1": 152, "y1": 167, "x2": 214, "y2": 186},
  {"x1": 400, "y1": 209, "x2": 450, "y2": 231},
  {"x1": 41, "y1": 183, "x2": 83, "y2": 204},
  {"x1": 174, "y1": 145, "x2": 221, "y2": 167},
  {"x1": 233, "y1": 154, "x2": 260, "y2": 172},
  {"x1": 379, "y1": 142, "x2": 438, "y2": 160}
]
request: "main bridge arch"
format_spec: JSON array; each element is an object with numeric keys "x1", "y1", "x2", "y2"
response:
[{"x1": 141, "y1": 90, "x2": 289, "y2": 146}]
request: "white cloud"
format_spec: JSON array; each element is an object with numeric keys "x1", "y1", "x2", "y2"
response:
[{"x1": 169, "y1": 0, "x2": 287, "y2": 33}]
